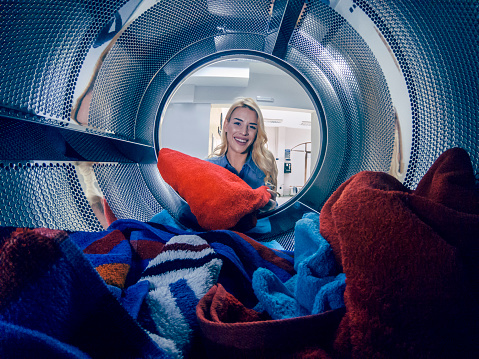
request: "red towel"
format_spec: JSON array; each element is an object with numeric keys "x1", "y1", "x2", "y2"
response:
[
  {"x1": 320, "y1": 147, "x2": 479, "y2": 358},
  {"x1": 0, "y1": 228, "x2": 66, "y2": 307},
  {"x1": 157, "y1": 148, "x2": 271, "y2": 231},
  {"x1": 196, "y1": 284, "x2": 344, "y2": 359}
]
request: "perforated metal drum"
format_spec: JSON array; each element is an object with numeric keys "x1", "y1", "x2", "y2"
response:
[{"x1": 1, "y1": 0, "x2": 477, "y2": 250}]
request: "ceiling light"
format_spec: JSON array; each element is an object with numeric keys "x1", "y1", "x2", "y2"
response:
[
  {"x1": 264, "y1": 118, "x2": 283, "y2": 124},
  {"x1": 192, "y1": 66, "x2": 249, "y2": 79},
  {"x1": 256, "y1": 96, "x2": 274, "y2": 102}
]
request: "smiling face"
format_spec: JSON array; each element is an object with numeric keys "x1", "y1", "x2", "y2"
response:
[{"x1": 224, "y1": 106, "x2": 258, "y2": 155}]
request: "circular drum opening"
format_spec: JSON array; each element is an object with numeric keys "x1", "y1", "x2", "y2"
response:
[
  {"x1": 156, "y1": 53, "x2": 327, "y2": 213},
  {"x1": 129, "y1": 1, "x2": 399, "y2": 239}
]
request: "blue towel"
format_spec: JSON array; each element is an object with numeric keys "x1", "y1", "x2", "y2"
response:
[
  {"x1": 150, "y1": 210, "x2": 194, "y2": 233},
  {"x1": 253, "y1": 213, "x2": 346, "y2": 319},
  {"x1": 108, "y1": 280, "x2": 150, "y2": 320},
  {"x1": 252, "y1": 267, "x2": 309, "y2": 319}
]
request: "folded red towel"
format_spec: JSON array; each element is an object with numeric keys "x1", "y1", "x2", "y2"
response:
[
  {"x1": 320, "y1": 147, "x2": 479, "y2": 358},
  {"x1": 157, "y1": 148, "x2": 271, "y2": 231},
  {"x1": 196, "y1": 283, "x2": 343, "y2": 359}
]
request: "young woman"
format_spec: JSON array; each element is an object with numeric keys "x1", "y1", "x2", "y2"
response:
[{"x1": 207, "y1": 97, "x2": 278, "y2": 211}]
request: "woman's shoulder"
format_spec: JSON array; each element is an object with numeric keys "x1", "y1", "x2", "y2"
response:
[{"x1": 205, "y1": 155, "x2": 226, "y2": 165}]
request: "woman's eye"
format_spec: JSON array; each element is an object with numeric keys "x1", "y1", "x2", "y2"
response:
[
  {"x1": 234, "y1": 122, "x2": 241, "y2": 126},
  {"x1": 250, "y1": 126, "x2": 257, "y2": 130}
]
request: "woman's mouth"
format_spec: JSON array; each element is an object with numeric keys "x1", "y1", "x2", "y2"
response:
[{"x1": 234, "y1": 137, "x2": 248, "y2": 145}]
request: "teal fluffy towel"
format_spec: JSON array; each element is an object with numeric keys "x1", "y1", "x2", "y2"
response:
[{"x1": 253, "y1": 213, "x2": 345, "y2": 319}]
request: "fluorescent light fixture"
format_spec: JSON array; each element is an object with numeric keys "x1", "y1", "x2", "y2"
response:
[
  {"x1": 262, "y1": 109, "x2": 313, "y2": 129},
  {"x1": 256, "y1": 96, "x2": 274, "y2": 102},
  {"x1": 264, "y1": 118, "x2": 283, "y2": 124},
  {"x1": 187, "y1": 66, "x2": 250, "y2": 87},
  {"x1": 192, "y1": 66, "x2": 249, "y2": 79}
]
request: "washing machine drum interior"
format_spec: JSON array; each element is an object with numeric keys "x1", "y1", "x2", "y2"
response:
[{"x1": 0, "y1": 0, "x2": 477, "y2": 247}]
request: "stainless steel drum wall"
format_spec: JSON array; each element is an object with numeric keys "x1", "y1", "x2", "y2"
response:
[
  {"x1": 84, "y1": 0, "x2": 395, "y2": 224},
  {"x1": 352, "y1": 0, "x2": 478, "y2": 188},
  {"x1": 0, "y1": 0, "x2": 128, "y2": 124},
  {"x1": 0, "y1": 1, "x2": 477, "y2": 240}
]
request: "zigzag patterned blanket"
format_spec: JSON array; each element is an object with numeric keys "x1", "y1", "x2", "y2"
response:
[{"x1": 0, "y1": 220, "x2": 296, "y2": 358}]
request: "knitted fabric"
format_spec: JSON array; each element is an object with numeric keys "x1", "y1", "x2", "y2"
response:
[{"x1": 139, "y1": 235, "x2": 222, "y2": 358}]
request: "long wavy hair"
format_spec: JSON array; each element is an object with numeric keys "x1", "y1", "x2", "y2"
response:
[{"x1": 211, "y1": 97, "x2": 278, "y2": 189}]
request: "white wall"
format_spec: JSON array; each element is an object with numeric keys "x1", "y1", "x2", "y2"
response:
[
  {"x1": 160, "y1": 103, "x2": 211, "y2": 159},
  {"x1": 266, "y1": 126, "x2": 311, "y2": 196}
]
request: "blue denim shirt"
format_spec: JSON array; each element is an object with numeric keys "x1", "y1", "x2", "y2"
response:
[{"x1": 206, "y1": 153, "x2": 266, "y2": 189}]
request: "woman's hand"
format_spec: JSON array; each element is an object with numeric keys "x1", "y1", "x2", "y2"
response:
[
  {"x1": 260, "y1": 188, "x2": 278, "y2": 212},
  {"x1": 267, "y1": 188, "x2": 277, "y2": 202}
]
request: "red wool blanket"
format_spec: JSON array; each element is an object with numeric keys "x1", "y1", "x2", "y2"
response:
[
  {"x1": 196, "y1": 148, "x2": 479, "y2": 358},
  {"x1": 321, "y1": 147, "x2": 479, "y2": 358}
]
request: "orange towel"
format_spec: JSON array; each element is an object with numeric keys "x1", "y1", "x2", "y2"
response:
[{"x1": 157, "y1": 148, "x2": 271, "y2": 231}]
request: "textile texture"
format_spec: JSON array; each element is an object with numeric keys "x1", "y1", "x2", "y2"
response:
[
  {"x1": 320, "y1": 147, "x2": 479, "y2": 358},
  {"x1": 1, "y1": 147, "x2": 477, "y2": 359},
  {"x1": 0, "y1": 228, "x2": 169, "y2": 359},
  {"x1": 0, "y1": 219, "x2": 295, "y2": 358},
  {"x1": 157, "y1": 148, "x2": 270, "y2": 231}
]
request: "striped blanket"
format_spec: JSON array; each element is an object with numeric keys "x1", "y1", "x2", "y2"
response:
[{"x1": 0, "y1": 220, "x2": 296, "y2": 358}]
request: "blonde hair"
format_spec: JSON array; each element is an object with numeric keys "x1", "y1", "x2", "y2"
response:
[{"x1": 212, "y1": 97, "x2": 278, "y2": 189}]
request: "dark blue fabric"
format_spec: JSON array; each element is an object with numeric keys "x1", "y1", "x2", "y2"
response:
[
  {"x1": 0, "y1": 321, "x2": 90, "y2": 359},
  {"x1": 66, "y1": 229, "x2": 112, "y2": 250},
  {"x1": 108, "y1": 280, "x2": 150, "y2": 320},
  {"x1": 0, "y1": 236, "x2": 170, "y2": 359},
  {"x1": 108, "y1": 219, "x2": 184, "y2": 240},
  {"x1": 202, "y1": 230, "x2": 293, "y2": 282}
]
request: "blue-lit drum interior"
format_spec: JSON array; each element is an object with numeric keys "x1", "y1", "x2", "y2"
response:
[{"x1": 1, "y1": 0, "x2": 477, "y2": 249}]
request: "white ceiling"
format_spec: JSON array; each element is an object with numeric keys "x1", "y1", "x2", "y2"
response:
[
  {"x1": 187, "y1": 59, "x2": 288, "y2": 87},
  {"x1": 182, "y1": 58, "x2": 313, "y2": 129}
]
